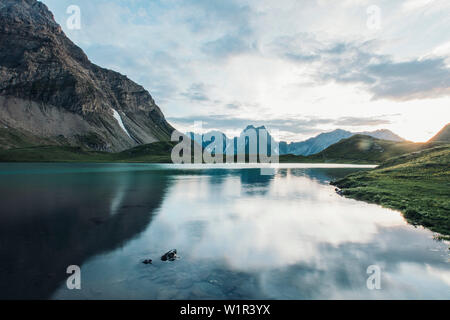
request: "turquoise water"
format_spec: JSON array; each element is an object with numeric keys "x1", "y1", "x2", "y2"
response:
[{"x1": 0, "y1": 163, "x2": 448, "y2": 299}]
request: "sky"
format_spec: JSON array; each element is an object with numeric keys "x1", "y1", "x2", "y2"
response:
[{"x1": 41, "y1": 0, "x2": 450, "y2": 142}]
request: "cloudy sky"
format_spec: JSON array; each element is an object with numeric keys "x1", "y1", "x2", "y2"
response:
[{"x1": 42, "y1": 0, "x2": 450, "y2": 142}]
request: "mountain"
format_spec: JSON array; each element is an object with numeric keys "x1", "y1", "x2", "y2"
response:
[
  {"x1": 187, "y1": 131, "x2": 231, "y2": 154},
  {"x1": 282, "y1": 129, "x2": 353, "y2": 156},
  {"x1": 281, "y1": 129, "x2": 404, "y2": 156},
  {"x1": 429, "y1": 123, "x2": 450, "y2": 143},
  {"x1": 0, "y1": 0, "x2": 174, "y2": 152},
  {"x1": 305, "y1": 135, "x2": 425, "y2": 163},
  {"x1": 187, "y1": 125, "x2": 278, "y2": 155},
  {"x1": 187, "y1": 126, "x2": 405, "y2": 157},
  {"x1": 226, "y1": 125, "x2": 278, "y2": 155},
  {"x1": 356, "y1": 129, "x2": 404, "y2": 142}
]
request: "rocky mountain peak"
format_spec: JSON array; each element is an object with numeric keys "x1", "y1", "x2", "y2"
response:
[
  {"x1": 1, "y1": 0, "x2": 59, "y2": 29},
  {"x1": 0, "y1": 0, "x2": 174, "y2": 151}
]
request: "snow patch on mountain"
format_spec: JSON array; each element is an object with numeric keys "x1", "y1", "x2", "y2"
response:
[{"x1": 112, "y1": 109, "x2": 132, "y2": 140}]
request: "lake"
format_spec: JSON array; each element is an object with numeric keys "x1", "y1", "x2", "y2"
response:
[{"x1": 0, "y1": 163, "x2": 448, "y2": 299}]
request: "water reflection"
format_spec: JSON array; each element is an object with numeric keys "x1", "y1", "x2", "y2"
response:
[
  {"x1": 239, "y1": 169, "x2": 274, "y2": 196},
  {"x1": 0, "y1": 166, "x2": 171, "y2": 299},
  {"x1": 0, "y1": 164, "x2": 448, "y2": 300}
]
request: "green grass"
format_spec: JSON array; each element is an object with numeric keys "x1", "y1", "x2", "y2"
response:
[
  {"x1": 281, "y1": 135, "x2": 430, "y2": 164},
  {"x1": 332, "y1": 145, "x2": 450, "y2": 239},
  {"x1": 279, "y1": 154, "x2": 377, "y2": 164},
  {"x1": 0, "y1": 142, "x2": 176, "y2": 163},
  {"x1": 0, "y1": 127, "x2": 57, "y2": 149},
  {"x1": 429, "y1": 123, "x2": 450, "y2": 143}
]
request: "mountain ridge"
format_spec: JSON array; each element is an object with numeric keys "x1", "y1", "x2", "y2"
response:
[
  {"x1": 0, "y1": 0, "x2": 174, "y2": 152},
  {"x1": 187, "y1": 126, "x2": 405, "y2": 156},
  {"x1": 429, "y1": 123, "x2": 450, "y2": 143},
  {"x1": 307, "y1": 134, "x2": 425, "y2": 163}
]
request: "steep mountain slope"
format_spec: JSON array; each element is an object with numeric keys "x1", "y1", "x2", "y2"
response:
[
  {"x1": 0, "y1": 0, "x2": 174, "y2": 151},
  {"x1": 429, "y1": 123, "x2": 450, "y2": 143}
]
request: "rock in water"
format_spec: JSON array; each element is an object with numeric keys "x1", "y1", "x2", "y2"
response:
[
  {"x1": 161, "y1": 249, "x2": 177, "y2": 261},
  {"x1": 142, "y1": 259, "x2": 152, "y2": 265},
  {"x1": 0, "y1": 0, "x2": 174, "y2": 152}
]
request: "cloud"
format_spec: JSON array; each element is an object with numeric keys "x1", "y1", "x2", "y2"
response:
[
  {"x1": 402, "y1": 0, "x2": 435, "y2": 12},
  {"x1": 274, "y1": 36, "x2": 450, "y2": 101},
  {"x1": 267, "y1": 33, "x2": 322, "y2": 64},
  {"x1": 225, "y1": 103, "x2": 241, "y2": 110},
  {"x1": 180, "y1": 83, "x2": 211, "y2": 102},
  {"x1": 183, "y1": 0, "x2": 252, "y2": 32},
  {"x1": 44, "y1": 1, "x2": 450, "y2": 105},
  {"x1": 366, "y1": 57, "x2": 450, "y2": 100},
  {"x1": 167, "y1": 114, "x2": 393, "y2": 140},
  {"x1": 202, "y1": 35, "x2": 257, "y2": 58},
  {"x1": 168, "y1": 114, "x2": 332, "y2": 135},
  {"x1": 41, "y1": 0, "x2": 450, "y2": 142},
  {"x1": 335, "y1": 116, "x2": 392, "y2": 126}
]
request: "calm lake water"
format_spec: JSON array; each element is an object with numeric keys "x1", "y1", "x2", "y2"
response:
[{"x1": 0, "y1": 163, "x2": 448, "y2": 300}]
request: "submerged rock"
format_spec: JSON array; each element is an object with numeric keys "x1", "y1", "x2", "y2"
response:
[
  {"x1": 161, "y1": 249, "x2": 178, "y2": 261},
  {"x1": 142, "y1": 259, "x2": 152, "y2": 264}
]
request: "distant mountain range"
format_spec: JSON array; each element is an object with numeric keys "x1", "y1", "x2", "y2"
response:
[
  {"x1": 188, "y1": 127, "x2": 405, "y2": 156},
  {"x1": 280, "y1": 124, "x2": 449, "y2": 164},
  {"x1": 279, "y1": 129, "x2": 353, "y2": 156},
  {"x1": 280, "y1": 129, "x2": 404, "y2": 156},
  {"x1": 188, "y1": 125, "x2": 279, "y2": 156}
]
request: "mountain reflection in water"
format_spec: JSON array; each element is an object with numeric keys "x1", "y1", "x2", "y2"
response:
[{"x1": 0, "y1": 164, "x2": 448, "y2": 300}]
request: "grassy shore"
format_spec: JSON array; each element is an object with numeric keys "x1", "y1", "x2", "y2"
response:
[
  {"x1": 0, "y1": 142, "x2": 175, "y2": 163},
  {"x1": 332, "y1": 145, "x2": 450, "y2": 239}
]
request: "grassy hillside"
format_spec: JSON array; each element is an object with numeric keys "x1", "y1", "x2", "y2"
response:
[
  {"x1": 0, "y1": 127, "x2": 61, "y2": 149},
  {"x1": 332, "y1": 145, "x2": 450, "y2": 239},
  {"x1": 0, "y1": 142, "x2": 176, "y2": 163},
  {"x1": 429, "y1": 123, "x2": 450, "y2": 143},
  {"x1": 281, "y1": 135, "x2": 428, "y2": 164},
  {"x1": 115, "y1": 141, "x2": 176, "y2": 163}
]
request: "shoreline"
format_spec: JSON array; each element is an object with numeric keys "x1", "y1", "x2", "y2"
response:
[{"x1": 331, "y1": 146, "x2": 450, "y2": 240}]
